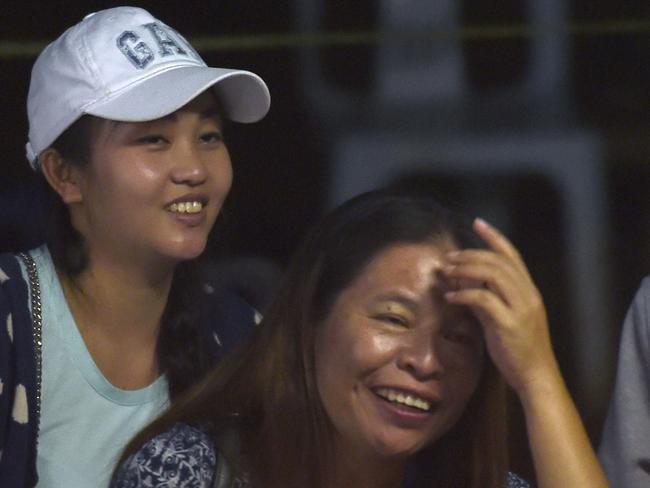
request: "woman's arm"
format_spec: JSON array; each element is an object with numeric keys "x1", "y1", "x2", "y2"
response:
[{"x1": 443, "y1": 218, "x2": 608, "y2": 488}]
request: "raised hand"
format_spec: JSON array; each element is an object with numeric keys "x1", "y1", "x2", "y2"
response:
[
  {"x1": 442, "y1": 218, "x2": 560, "y2": 396},
  {"x1": 443, "y1": 218, "x2": 608, "y2": 488}
]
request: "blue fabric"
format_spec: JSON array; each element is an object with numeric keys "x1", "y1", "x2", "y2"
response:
[
  {"x1": 112, "y1": 423, "x2": 217, "y2": 488},
  {"x1": 505, "y1": 472, "x2": 530, "y2": 488},
  {"x1": 25, "y1": 247, "x2": 171, "y2": 487},
  {"x1": 113, "y1": 422, "x2": 530, "y2": 488},
  {"x1": 0, "y1": 251, "x2": 257, "y2": 488},
  {"x1": 0, "y1": 253, "x2": 39, "y2": 487}
]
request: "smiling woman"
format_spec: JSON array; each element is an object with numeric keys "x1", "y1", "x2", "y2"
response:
[
  {"x1": 314, "y1": 243, "x2": 484, "y2": 463},
  {"x1": 111, "y1": 189, "x2": 607, "y2": 488},
  {"x1": 0, "y1": 6, "x2": 270, "y2": 487},
  {"x1": 48, "y1": 91, "x2": 233, "y2": 268}
]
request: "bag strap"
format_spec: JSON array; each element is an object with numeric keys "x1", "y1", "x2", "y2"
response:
[
  {"x1": 212, "y1": 451, "x2": 233, "y2": 488},
  {"x1": 212, "y1": 428, "x2": 248, "y2": 488},
  {"x1": 16, "y1": 252, "x2": 43, "y2": 430}
]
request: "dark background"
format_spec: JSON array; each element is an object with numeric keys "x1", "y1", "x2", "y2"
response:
[{"x1": 2, "y1": 0, "x2": 650, "y2": 481}]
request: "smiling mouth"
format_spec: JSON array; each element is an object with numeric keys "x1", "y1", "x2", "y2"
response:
[
  {"x1": 375, "y1": 388, "x2": 432, "y2": 412},
  {"x1": 168, "y1": 201, "x2": 204, "y2": 214}
]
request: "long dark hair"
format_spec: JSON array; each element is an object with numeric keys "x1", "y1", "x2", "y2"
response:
[
  {"x1": 43, "y1": 115, "x2": 212, "y2": 399},
  {"x1": 118, "y1": 189, "x2": 509, "y2": 487}
]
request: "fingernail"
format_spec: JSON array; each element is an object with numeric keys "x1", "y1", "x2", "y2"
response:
[
  {"x1": 474, "y1": 217, "x2": 490, "y2": 228},
  {"x1": 446, "y1": 250, "x2": 460, "y2": 258}
]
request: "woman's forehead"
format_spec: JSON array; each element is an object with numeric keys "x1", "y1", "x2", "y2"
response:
[{"x1": 344, "y1": 242, "x2": 456, "y2": 297}]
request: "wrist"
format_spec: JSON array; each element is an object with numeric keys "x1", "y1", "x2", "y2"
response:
[{"x1": 514, "y1": 361, "x2": 567, "y2": 407}]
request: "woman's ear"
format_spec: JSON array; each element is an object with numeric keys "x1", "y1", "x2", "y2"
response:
[{"x1": 39, "y1": 148, "x2": 84, "y2": 204}]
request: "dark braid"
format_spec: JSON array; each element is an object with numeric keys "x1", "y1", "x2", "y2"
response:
[{"x1": 45, "y1": 115, "x2": 212, "y2": 400}]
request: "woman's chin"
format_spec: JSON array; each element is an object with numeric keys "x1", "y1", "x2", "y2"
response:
[
  {"x1": 162, "y1": 238, "x2": 208, "y2": 262},
  {"x1": 368, "y1": 434, "x2": 429, "y2": 461}
]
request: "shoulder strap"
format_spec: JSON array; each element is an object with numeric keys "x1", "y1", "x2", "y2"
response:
[
  {"x1": 16, "y1": 252, "x2": 43, "y2": 428},
  {"x1": 211, "y1": 428, "x2": 247, "y2": 488},
  {"x1": 212, "y1": 451, "x2": 233, "y2": 488}
]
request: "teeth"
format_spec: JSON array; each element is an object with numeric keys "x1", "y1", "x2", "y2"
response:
[
  {"x1": 169, "y1": 201, "x2": 203, "y2": 214},
  {"x1": 376, "y1": 388, "x2": 431, "y2": 412}
]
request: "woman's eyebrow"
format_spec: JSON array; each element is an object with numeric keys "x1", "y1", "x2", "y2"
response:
[{"x1": 370, "y1": 292, "x2": 418, "y2": 309}]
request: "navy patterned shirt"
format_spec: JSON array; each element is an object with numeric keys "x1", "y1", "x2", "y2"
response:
[
  {"x1": 112, "y1": 423, "x2": 530, "y2": 488},
  {"x1": 113, "y1": 424, "x2": 217, "y2": 488}
]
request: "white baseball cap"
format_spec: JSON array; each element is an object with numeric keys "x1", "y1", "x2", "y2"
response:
[{"x1": 26, "y1": 6, "x2": 271, "y2": 169}]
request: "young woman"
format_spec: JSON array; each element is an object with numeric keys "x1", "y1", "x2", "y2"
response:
[
  {"x1": 0, "y1": 6, "x2": 270, "y2": 487},
  {"x1": 112, "y1": 190, "x2": 607, "y2": 488}
]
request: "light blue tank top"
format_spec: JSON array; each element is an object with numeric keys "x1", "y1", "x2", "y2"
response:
[{"x1": 20, "y1": 246, "x2": 169, "y2": 487}]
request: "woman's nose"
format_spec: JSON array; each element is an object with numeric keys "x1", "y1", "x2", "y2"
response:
[
  {"x1": 170, "y1": 145, "x2": 208, "y2": 186},
  {"x1": 396, "y1": 333, "x2": 444, "y2": 380}
]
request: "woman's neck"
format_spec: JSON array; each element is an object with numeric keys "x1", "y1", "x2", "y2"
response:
[
  {"x1": 329, "y1": 446, "x2": 405, "y2": 488},
  {"x1": 59, "y1": 250, "x2": 177, "y2": 389}
]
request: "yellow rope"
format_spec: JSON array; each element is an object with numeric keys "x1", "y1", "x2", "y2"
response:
[{"x1": 1, "y1": 20, "x2": 649, "y2": 59}]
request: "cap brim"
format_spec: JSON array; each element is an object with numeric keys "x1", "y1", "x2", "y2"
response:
[{"x1": 85, "y1": 65, "x2": 270, "y2": 123}]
